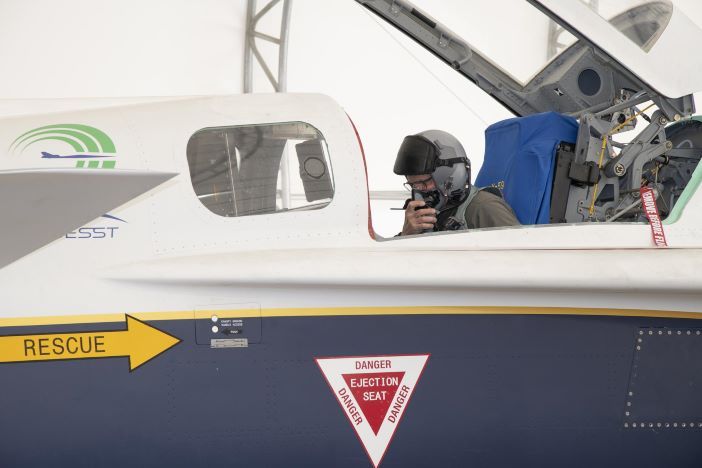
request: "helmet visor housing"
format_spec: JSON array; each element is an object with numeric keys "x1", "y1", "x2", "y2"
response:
[{"x1": 393, "y1": 135, "x2": 438, "y2": 176}]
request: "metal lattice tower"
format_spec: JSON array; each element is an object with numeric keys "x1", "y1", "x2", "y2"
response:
[{"x1": 243, "y1": 0, "x2": 293, "y2": 93}]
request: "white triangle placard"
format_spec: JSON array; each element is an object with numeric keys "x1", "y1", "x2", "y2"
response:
[{"x1": 315, "y1": 354, "x2": 429, "y2": 467}]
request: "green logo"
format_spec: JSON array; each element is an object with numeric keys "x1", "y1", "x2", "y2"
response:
[{"x1": 11, "y1": 124, "x2": 117, "y2": 169}]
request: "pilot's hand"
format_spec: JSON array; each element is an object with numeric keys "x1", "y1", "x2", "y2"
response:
[{"x1": 401, "y1": 200, "x2": 437, "y2": 235}]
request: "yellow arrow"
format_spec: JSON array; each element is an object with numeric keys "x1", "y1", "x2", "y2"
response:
[{"x1": 0, "y1": 315, "x2": 181, "y2": 371}]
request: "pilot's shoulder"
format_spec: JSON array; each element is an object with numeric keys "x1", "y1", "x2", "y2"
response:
[
  {"x1": 470, "y1": 189, "x2": 520, "y2": 226},
  {"x1": 473, "y1": 189, "x2": 505, "y2": 205},
  {"x1": 476, "y1": 185, "x2": 503, "y2": 199}
]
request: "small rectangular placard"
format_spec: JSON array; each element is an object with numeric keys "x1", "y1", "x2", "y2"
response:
[{"x1": 211, "y1": 338, "x2": 248, "y2": 348}]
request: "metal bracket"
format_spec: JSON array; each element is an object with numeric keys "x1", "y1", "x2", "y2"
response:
[
  {"x1": 389, "y1": 0, "x2": 400, "y2": 16},
  {"x1": 438, "y1": 33, "x2": 449, "y2": 48}
]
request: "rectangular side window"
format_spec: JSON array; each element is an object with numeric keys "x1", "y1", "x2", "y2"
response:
[{"x1": 187, "y1": 122, "x2": 334, "y2": 217}]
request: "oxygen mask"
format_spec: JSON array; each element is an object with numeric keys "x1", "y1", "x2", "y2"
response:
[{"x1": 412, "y1": 188, "x2": 446, "y2": 211}]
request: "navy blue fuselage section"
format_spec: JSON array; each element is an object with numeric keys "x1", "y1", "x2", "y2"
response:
[{"x1": 1, "y1": 314, "x2": 702, "y2": 467}]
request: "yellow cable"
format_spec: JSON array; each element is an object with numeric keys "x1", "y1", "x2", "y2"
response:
[
  {"x1": 587, "y1": 103, "x2": 656, "y2": 217},
  {"x1": 588, "y1": 139, "x2": 608, "y2": 217}
]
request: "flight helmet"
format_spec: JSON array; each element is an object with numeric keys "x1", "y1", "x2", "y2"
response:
[{"x1": 394, "y1": 129, "x2": 471, "y2": 209}]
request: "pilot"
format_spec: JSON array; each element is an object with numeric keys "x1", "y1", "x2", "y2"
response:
[{"x1": 394, "y1": 130, "x2": 519, "y2": 236}]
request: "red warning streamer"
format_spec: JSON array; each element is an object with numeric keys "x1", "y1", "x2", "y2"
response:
[{"x1": 640, "y1": 187, "x2": 667, "y2": 247}]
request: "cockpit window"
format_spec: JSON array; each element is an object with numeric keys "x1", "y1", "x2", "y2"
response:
[
  {"x1": 187, "y1": 122, "x2": 334, "y2": 218},
  {"x1": 580, "y1": 0, "x2": 673, "y2": 52}
]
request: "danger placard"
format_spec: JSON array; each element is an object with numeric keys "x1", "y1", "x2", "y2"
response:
[{"x1": 315, "y1": 354, "x2": 429, "y2": 467}]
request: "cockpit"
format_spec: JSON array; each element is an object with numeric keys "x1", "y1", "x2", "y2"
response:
[{"x1": 359, "y1": 0, "x2": 702, "y2": 229}]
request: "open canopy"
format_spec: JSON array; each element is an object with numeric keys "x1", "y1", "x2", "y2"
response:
[{"x1": 357, "y1": 0, "x2": 702, "y2": 116}]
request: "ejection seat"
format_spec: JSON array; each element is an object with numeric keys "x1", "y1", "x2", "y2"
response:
[{"x1": 475, "y1": 112, "x2": 578, "y2": 225}]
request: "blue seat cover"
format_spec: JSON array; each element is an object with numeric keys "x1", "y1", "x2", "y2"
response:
[{"x1": 475, "y1": 112, "x2": 578, "y2": 225}]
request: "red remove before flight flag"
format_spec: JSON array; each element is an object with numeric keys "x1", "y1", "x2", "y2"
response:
[{"x1": 640, "y1": 187, "x2": 667, "y2": 247}]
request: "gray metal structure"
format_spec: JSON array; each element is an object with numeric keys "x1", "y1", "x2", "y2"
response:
[{"x1": 244, "y1": 0, "x2": 293, "y2": 93}]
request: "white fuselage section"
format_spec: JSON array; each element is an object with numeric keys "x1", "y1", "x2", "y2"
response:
[{"x1": 1, "y1": 93, "x2": 701, "y2": 324}]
